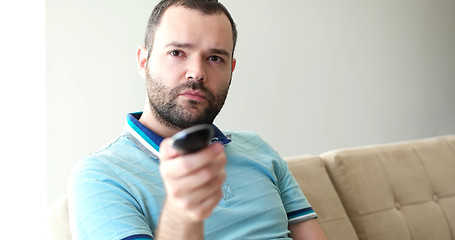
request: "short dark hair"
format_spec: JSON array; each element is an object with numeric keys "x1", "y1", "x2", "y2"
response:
[{"x1": 144, "y1": 0, "x2": 237, "y2": 56}]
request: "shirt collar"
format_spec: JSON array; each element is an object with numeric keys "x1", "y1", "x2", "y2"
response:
[{"x1": 124, "y1": 112, "x2": 231, "y2": 158}]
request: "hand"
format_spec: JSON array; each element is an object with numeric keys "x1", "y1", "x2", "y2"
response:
[{"x1": 159, "y1": 139, "x2": 227, "y2": 222}]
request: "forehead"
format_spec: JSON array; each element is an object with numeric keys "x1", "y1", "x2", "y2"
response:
[{"x1": 153, "y1": 6, "x2": 234, "y2": 53}]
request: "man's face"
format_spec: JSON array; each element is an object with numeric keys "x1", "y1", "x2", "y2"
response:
[{"x1": 145, "y1": 6, "x2": 235, "y2": 130}]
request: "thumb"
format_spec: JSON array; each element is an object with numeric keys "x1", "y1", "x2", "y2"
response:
[{"x1": 159, "y1": 137, "x2": 181, "y2": 161}]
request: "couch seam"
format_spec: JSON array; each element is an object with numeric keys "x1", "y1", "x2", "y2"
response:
[
  {"x1": 321, "y1": 155, "x2": 364, "y2": 239},
  {"x1": 443, "y1": 137, "x2": 455, "y2": 155},
  {"x1": 377, "y1": 151, "x2": 415, "y2": 240},
  {"x1": 434, "y1": 138, "x2": 454, "y2": 239},
  {"x1": 412, "y1": 146, "x2": 437, "y2": 193},
  {"x1": 413, "y1": 145, "x2": 453, "y2": 240}
]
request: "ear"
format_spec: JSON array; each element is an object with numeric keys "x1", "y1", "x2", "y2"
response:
[
  {"x1": 137, "y1": 46, "x2": 148, "y2": 79},
  {"x1": 231, "y1": 58, "x2": 236, "y2": 72}
]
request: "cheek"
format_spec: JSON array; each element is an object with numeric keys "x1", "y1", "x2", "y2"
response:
[
  {"x1": 148, "y1": 66, "x2": 183, "y2": 90},
  {"x1": 148, "y1": 54, "x2": 185, "y2": 85},
  {"x1": 207, "y1": 67, "x2": 232, "y2": 88}
]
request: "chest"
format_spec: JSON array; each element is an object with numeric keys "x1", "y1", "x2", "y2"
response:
[
  {"x1": 203, "y1": 152, "x2": 290, "y2": 239},
  {"x1": 134, "y1": 149, "x2": 290, "y2": 239}
]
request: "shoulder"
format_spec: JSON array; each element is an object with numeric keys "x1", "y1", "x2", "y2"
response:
[
  {"x1": 70, "y1": 134, "x2": 156, "y2": 183},
  {"x1": 68, "y1": 136, "x2": 155, "y2": 239},
  {"x1": 222, "y1": 131, "x2": 287, "y2": 176},
  {"x1": 223, "y1": 130, "x2": 267, "y2": 146},
  {"x1": 222, "y1": 130, "x2": 292, "y2": 185},
  {"x1": 223, "y1": 130, "x2": 277, "y2": 156}
]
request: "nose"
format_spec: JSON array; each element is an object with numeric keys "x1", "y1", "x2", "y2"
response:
[{"x1": 185, "y1": 57, "x2": 207, "y2": 81}]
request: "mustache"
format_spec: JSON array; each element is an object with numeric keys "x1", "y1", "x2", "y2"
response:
[{"x1": 171, "y1": 81, "x2": 214, "y2": 100}]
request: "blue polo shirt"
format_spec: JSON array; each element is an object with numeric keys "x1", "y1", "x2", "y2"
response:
[{"x1": 68, "y1": 112, "x2": 317, "y2": 240}]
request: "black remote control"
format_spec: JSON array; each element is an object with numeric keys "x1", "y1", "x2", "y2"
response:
[{"x1": 170, "y1": 124, "x2": 215, "y2": 154}]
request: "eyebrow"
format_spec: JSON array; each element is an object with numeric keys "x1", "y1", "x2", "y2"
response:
[
  {"x1": 209, "y1": 48, "x2": 230, "y2": 58},
  {"x1": 165, "y1": 41, "x2": 231, "y2": 58},
  {"x1": 165, "y1": 41, "x2": 193, "y2": 49}
]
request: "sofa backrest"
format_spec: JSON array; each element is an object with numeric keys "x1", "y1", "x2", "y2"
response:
[
  {"x1": 321, "y1": 135, "x2": 455, "y2": 240},
  {"x1": 286, "y1": 155, "x2": 359, "y2": 240}
]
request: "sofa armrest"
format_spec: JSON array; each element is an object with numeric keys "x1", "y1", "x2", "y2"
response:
[{"x1": 286, "y1": 155, "x2": 358, "y2": 240}]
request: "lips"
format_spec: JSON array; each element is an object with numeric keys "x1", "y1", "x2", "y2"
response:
[{"x1": 179, "y1": 90, "x2": 207, "y2": 101}]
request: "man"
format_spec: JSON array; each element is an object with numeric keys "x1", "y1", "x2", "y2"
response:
[{"x1": 68, "y1": 0, "x2": 327, "y2": 239}]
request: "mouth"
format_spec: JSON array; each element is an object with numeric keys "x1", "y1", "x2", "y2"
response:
[{"x1": 178, "y1": 90, "x2": 207, "y2": 102}]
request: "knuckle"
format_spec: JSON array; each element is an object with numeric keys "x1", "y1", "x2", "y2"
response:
[
  {"x1": 200, "y1": 168, "x2": 215, "y2": 182},
  {"x1": 159, "y1": 168, "x2": 170, "y2": 179},
  {"x1": 167, "y1": 186, "x2": 183, "y2": 199},
  {"x1": 180, "y1": 158, "x2": 194, "y2": 173}
]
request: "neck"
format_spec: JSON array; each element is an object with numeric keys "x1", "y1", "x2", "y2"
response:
[{"x1": 139, "y1": 99, "x2": 182, "y2": 138}]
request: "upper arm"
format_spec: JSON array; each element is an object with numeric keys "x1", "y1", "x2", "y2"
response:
[
  {"x1": 289, "y1": 218, "x2": 328, "y2": 240},
  {"x1": 68, "y1": 160, "x2": 153, "y2": 240}
]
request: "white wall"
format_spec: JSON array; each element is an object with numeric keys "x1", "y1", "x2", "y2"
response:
[
  {"x1": 47, "y1": 0, "x2": 455, "y2": 205},
  {"x1": 2, "y1": 1, "x2": 46, "y2": 238}
]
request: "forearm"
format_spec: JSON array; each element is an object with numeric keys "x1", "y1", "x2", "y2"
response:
[
  {"x1": 289, "y1": 218, "x2": 328, "y2": 240},
  {"x1": 156, "y1": 200, "x2": 204, "y2": 240},
  {"x1": 156, "y1": 140, "x2": 226, "y2": 240}
]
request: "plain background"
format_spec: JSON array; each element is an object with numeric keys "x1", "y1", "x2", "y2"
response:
[
  {"x1": 1, "y1": 0, "x2": 46, "y2": 238},
  {"x1": 47, "y1": 0, "x2": 455, "y2": 207}
]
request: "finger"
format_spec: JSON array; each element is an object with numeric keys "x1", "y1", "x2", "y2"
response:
[
  {"x1": 171, "y1": 152, "x2": 227, "y2": 194},
  {"x1": 164, "y1": 150, "x2": 226, "y2": 200},
  {"x1": 159, "y1": 137, "x2": 182, "y2": 160},
  {"x1": 173, "y1": 171, "x2": 225, "y2": 221},
  {"x1": 188, "y1": 188, "x2": 224, "y2": 221},
  {"x1": 161, "y1": 142, "x2": 224, "y2": 178},
  {"x1": 169, "y1": 161, "x2": 226, "y2": 201},
  {"x1": 192, "y1": 169, "x2": 226, "y2": 202}
]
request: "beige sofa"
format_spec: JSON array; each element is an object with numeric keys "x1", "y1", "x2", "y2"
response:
[
  {"x1": 48, "y1": 135, "x2": 455, "y2": 240},
  {"x1": 287, "y1": 134, "x2": 455, "y2": 240}
]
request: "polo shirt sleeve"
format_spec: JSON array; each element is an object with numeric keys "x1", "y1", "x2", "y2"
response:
[
  {"x1": 68, "y1": 158, "x2": 154, "y2": 240},
  {"x1": 273, "y1": 151, "x2": 318, "y2": 224}
]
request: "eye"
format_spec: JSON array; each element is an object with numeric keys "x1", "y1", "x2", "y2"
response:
[
  {"x1": 169, "y1": 50, "x2": 183, "y2": 57},
  {"x1": 208, "y1": 55, "x2": 223, "y2": 63}
]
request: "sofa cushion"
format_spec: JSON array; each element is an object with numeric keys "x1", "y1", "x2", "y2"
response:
[
  {"x1": 321, "y1": 135, "x2": 455, "y2": 240},
  {"x1": 285, "y1": 155, "x2": 358, "y2": 240},
  {"x1": 47, "y1": 195, "x2": 71, "y2": 240}
]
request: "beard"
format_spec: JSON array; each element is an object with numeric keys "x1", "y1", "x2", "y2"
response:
[{"x1": 145, "y1": 71, "x2": 230, "y2": 130}]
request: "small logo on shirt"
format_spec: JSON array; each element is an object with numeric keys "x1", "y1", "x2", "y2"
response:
[{"x1": 222, "y1": 184, "x2": 235, "y2": 201}]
